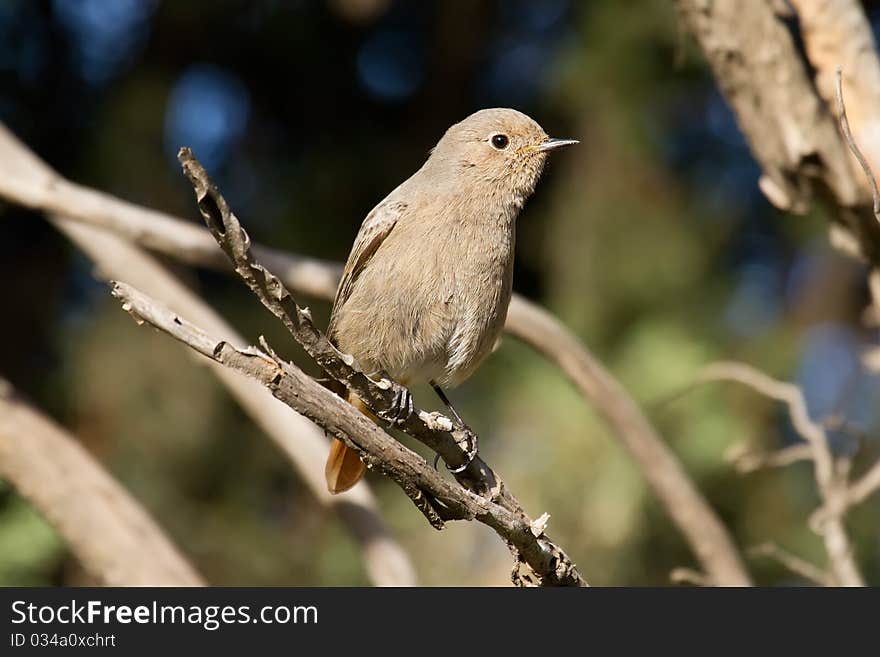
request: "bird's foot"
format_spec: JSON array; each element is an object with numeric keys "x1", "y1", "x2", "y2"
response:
[
  {"x1": 382, "y1": 385, "x2": 414, "y2": 428},
  {"x1": 446, "y1": 432, "x2": 478, "y2": 474},
  {"x1": 432, "y1": 430, "x2": 479, "y2": 474}
]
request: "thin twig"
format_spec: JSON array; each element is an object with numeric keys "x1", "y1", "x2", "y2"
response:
[
  {"x1": 669, "y1": 568, "x2": 711, "y2": 586},
  {"x1": 748, "y1": 543, "x2": 832, "y2": 586},
  {"x1": 836, "y1": 67, "x2": 880, "y2": 223},
  {"x1": 846, "y1": 459, "x2": 880, "y2": 508},
  {"x1": 700, "y1": 363, "x2": 831, "y2": 481},
  {"x1": 724, "y1": 442, "x2": 813, "y2": 474}
]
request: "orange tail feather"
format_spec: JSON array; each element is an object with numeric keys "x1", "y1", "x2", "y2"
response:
[{"x1": 325, "y1": 437, "x2": 367, "y2": 494}]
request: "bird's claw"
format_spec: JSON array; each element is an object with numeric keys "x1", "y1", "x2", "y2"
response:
[
  {"x1": 382, "y1": 385, "x2": 414, "y2": 428},
  {"x1": 445, "y1": 432, "x2": 478, "y2": 474}
]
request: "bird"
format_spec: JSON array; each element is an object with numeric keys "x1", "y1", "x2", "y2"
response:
[{"x1": 324, "y1": 108, "x2": 577, "y2": 493}]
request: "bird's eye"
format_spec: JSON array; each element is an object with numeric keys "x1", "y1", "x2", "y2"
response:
[{"x1": 491, "y1": 134, "x2": 509, "y2": 150}]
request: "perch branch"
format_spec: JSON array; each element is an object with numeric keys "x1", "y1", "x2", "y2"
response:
[
  {"x1": 0, "y1": 379, "x2": 204, "y2": 586},
  {"x1": 111, "y1": 281, "x2": 586, "y2": 586},
  {"x1": 0, "y1": 121, "x2": 749, "y2": 586},
  {"x1": 698, "y1": 361, "x2": 864, "y2": 586}
]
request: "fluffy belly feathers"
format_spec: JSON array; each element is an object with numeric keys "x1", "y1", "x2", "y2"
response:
[{"x1": 331, "y1": 221, "x2": 513, "y2": 387}]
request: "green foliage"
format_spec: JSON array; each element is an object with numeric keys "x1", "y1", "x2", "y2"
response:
[{"x1": 0, "y1": 488, "x2": 64, "y2": 586}]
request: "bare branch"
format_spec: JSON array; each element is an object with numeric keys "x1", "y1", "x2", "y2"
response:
[
  {"x1": 669, "y1": 568, "x2": 710, "y2": 586},
  {"x1": 0, "y1": 379, "x2": 204, "y2": 586},
  {"x1": 748, "y1": 543, "x2": 832, "y2": 586},
  {"x1": 112, "y1": 282, "x2": 587, "y2": 586},
  {"x1": 0, "y1": 121, "x2": 749, "y2": 586},
  {"x1": 698, "y1": 361, "x2": 864, "y2": 586},
  {"x1": 724, "y1": 442, "x2": 813, "y2": 474},
  {"x1": 846, "y1": 460, "x2": 880, "y2": 509},
  {"x1": 699, "y1": 363, "x2": 830, "y2": 478}
]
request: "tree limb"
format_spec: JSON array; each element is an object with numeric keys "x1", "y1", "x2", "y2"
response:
[
  {"x1": 0, "y1": 379, "x2": 204, "y2": 586},
  {"x1": 674, "y1": 0, "x2": 880, "y2": 263},
  {"x1": 111, "y1": 281, "x2": 587, "y2": 586},
  {"x1": 790, "y1": 0, "x2": 880, "y2": 201}
]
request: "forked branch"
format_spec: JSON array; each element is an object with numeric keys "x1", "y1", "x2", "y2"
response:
[{"x1": 698, "y1": 361, "x2": 866, "y2": 586}]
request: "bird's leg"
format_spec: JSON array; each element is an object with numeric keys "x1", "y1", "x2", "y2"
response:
[
  {"x1": 430, "y1": 382, "x2": 465, "y2": 425},
  {"x1": 430, "y1": 381, "x2": 478, "y2": 471}
]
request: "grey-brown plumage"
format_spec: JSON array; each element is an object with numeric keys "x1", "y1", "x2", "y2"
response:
[{"x1": 325, "y1": 108, "x2": 576, "y2": 493}]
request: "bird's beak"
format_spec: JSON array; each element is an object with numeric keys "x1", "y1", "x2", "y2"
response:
[{"x1": 534, "y1": 137, "x2": 579, "y2": 153}]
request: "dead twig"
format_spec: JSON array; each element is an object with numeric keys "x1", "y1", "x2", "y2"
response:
[
  {"x1": 748, "y1": 543, "x2": 832, "y2": 586},
  {"x1": 724, "y1": 442, "x2": 813, "y2": 474},
  {"x1": 835, "y1": 67, "x2": 880, "y2": 223},
  {"x1": 845, "y1": 460, "x2": 880, "y2": 509}
]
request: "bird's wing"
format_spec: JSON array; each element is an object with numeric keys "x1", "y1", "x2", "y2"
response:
[{"x1": 329, "y1": 199, "x2": 407, "y2": 331}]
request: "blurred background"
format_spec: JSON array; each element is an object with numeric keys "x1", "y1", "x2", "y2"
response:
[{"x1": 1, "y1": 0, "x2": 879, "y2": 586}]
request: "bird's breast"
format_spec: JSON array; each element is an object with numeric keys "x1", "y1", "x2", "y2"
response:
[{"x1": 331, "y1": 204, "x2": 516, "y2": 387}]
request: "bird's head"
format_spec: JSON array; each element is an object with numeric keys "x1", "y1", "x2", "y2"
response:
[{"x1": 427, "y1": 108, "x2": 577, "y2": 210}]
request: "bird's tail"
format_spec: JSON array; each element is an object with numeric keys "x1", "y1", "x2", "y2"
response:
[{"x1": 324, "y1": 393, "x2": 375, "y2": 494}]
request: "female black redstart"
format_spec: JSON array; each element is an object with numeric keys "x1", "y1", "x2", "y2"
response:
[{"x1": 325, "y1": 108, "x2": 577, "y2": 492}]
